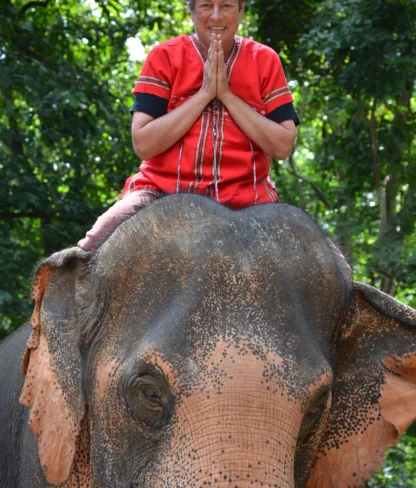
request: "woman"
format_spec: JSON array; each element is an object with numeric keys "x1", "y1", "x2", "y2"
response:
[{"x1": 78, "y1": 0, "x2": 300, "y2": 250}]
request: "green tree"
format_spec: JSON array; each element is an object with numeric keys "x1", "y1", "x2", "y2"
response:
[
  {"x1": 0, "y1": 0, "x2": 189, "y2": 336},
  {"x1": 253, "y1": 0, "x2": 416, "y2": 302}
]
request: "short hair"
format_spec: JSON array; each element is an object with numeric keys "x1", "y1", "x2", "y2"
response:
[{"x1": 187, "y1": 0, "x2": 245, "y2": 11}]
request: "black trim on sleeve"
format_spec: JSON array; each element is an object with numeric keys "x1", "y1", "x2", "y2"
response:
[
  {"x1": 129, "y1": 93, "x2": 169, "y2": 118},
  {"x1": 267, "y1": 103, "x2": 301, "y2": 126}
]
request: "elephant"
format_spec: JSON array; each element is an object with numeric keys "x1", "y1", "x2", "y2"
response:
[{"x1": 1, "y1": 194, "x2": 416, "y2": 488}]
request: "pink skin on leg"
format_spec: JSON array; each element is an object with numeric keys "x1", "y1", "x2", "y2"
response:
[{"x1": 78, "y1": 189, "x2": 164, "y2": 251}]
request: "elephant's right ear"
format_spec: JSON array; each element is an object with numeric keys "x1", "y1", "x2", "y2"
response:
[
  {"x1": 307, "y1": 282, "x2": 416, "y2": 487},
  {"x1": 19, "y1": 247, "x2": 91, "y2": 486}
]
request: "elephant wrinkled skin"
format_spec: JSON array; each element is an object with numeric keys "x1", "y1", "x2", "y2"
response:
[{"x1": 1, "y1": 195, "x2": 416, "y2": 488}]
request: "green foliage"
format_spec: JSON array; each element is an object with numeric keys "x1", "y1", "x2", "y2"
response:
[
  {"x1": 0, "y1": 0, "x2": 161, "y2": 336},
  {"x1": 367, "y1": 434, "x2": 416, "y2": 487},
  {"x1": 256, "y1": 0, "x2": 416, "y2": 302}
]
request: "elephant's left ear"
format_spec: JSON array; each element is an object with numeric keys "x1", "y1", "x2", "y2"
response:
[
  {"x1": 19, "y1": 247, "x2": 90, "y2": 486},
  {"x1": 307, "y1": 281, "x2": 416, "y2": 488}
]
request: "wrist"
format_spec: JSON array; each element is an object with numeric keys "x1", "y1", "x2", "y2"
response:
[
  {"x1": 218, "y1": 89, "x2": 235, "y2": 106},
  {"x1": 196, "y1": 88, "x2": 214, "y2": 106}
]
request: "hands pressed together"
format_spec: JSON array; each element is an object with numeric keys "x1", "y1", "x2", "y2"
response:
[
  {"x1": 132, "y1": 32, "x2": 296, "y2": 161},
  {"x1": 200, "y1": 34, "x2": 232, "y2": 103}
]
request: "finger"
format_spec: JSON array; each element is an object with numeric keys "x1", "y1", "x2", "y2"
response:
[
  {"x1": 214, "y1": 51, "x2": 219, "y2": 72},
  {"x1": 207, "y1": 34, "x2": 214, "y2": 59},
  {"x1": 218, "y1": 39, "x2": 224, "y2": 55},
  {"x1": 214, "y1": 51, "x2": 219, "y2": 94},
  {"x1": 217, "y1": 40, "x2": 225, "y2": 68},
  {"x1": 205, "y1": 34, "x2": 215, "y2": 64},
  {"x1": 209, "y1": 41, "x2": 217, "y2": 66},
  {"x1": 213, "y1": 36, "x2": 218, "y2": 55}
]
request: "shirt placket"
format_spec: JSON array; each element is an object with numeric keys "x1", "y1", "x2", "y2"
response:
[{"x1": 211, "y1": 97, "x2": 220, "y2": 202}]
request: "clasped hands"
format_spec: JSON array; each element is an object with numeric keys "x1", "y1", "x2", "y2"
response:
[{"x1": 200, "y1": 34, "x2": 233, "y2": 103}]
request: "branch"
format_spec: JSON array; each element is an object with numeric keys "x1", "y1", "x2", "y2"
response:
[
  {"x1": 19, "y1": 0, "x2": 52, "y2": 16},
  {"x1": 367, "y1": 98, "x2": 387, "y2": 241},
  {"x1": 285, "y1": 166, "x2": 332, "y2": 210},
  {"x1": 0, "y1": 211, "x2": 54, "y2": 220},
  {"x1": 398, "y1": 187, "x2": 415, "y2": 235},
  {"x1": 284, "y1": 82, "x2": 309, "y2": 208},
  {"x1": 288, "y1": 153, "x2": 306, "y2": 209},
  {"x1": 0, "y1": 30, "x2": 58, "y2": 71},
  {"x1": 3, "y1": 88, "x2": 25, "y2": 158},
  {"x1": 107, "y1": 0, "x2": 122, "y2": 13}
]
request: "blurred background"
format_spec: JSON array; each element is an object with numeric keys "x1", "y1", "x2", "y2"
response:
[{"x1": 1, "y1": 1, "x2": 415, "y2": 484}]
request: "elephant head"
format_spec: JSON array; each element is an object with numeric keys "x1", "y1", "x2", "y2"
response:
[{"x1": 19, "y1": 195, "x2": 416, "y2": 488}]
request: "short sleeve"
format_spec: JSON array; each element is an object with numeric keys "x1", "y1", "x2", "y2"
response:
[
  {"x1": 132, "y1": 45, "x2": 173, "y2": 100},
  {"x1": 129, "y1": 93, "x2": 169, "y2": 118},
  {"x1": 267, "y1": 103, "x2": 301, "y2": 126},
  {"x1": 260, "y1": 49, "x2": 294, "y2": 115}
]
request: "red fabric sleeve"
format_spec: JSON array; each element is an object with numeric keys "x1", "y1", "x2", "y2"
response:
[
  {"x1": 260, "y1": 49, "x2": 294, "y2": 115},
  {"x1": 132, "y1": 45, "x2": 172, "y2": 100}
]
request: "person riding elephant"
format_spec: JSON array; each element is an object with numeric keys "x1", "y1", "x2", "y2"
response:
[
  {"x1": 78, "y1": 0, "x2": 300, "y2": 250},
  {"x1": 1, "y1": 195, "x2": 416, "y2": 487}
]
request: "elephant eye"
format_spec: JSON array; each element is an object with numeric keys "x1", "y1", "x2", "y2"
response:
[
  {"x1": 124, "y1": 373, "x2": 174, "y2": 429},
  {"x1": 306, "y1": 406, "x2": 322, "y2": 425},
  {"x1": 297, "y1": 392, "x2": 329, "y2": 444},
  {"x1": 143, "y1": 385, "x2": 159, "y2": 401}
]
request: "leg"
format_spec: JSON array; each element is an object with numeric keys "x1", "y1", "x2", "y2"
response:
[{"x1": 78, "y1": 189, "x2": 164, "y2": 251}]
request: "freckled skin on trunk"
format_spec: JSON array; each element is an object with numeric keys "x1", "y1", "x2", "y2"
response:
[{"x1": 146, "y1": 342, "x2": 301, "y2": 488}]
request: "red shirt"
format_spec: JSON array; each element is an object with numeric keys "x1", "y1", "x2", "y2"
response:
[{"x1": 121, "y1": 35, "x2": 296, "y2": 209}]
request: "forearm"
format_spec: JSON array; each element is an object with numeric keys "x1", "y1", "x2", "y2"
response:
[
  {"x1": 221, "y1": 92, "x2": 296, "y2": 160},
  {"x1": 132, "y1": 91, "x2": 212, "y2": 160}
]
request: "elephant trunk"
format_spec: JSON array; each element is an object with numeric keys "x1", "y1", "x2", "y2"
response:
[
  {"x1": 148, "y1": 394, "x2": 299, "y2": 487},
  {"x1": 145, "y1": 342, "x2": 302, "y2": 488}
]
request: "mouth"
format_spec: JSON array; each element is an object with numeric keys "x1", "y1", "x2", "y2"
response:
[{"x1": 208, "y1": 27, "x2": 226, "y2": 31}]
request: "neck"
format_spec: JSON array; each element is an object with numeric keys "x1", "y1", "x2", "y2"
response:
[{"x1": 223, "y1": 40, "x2": 235, "y2": 60}]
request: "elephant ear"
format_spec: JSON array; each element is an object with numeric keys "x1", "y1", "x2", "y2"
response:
[
  {"x1": 19, "y1": 247, "x2": 91, "y2": 486},
  {"x1": 307, "y1": 281, "x2": 416, "y2": 488}
]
